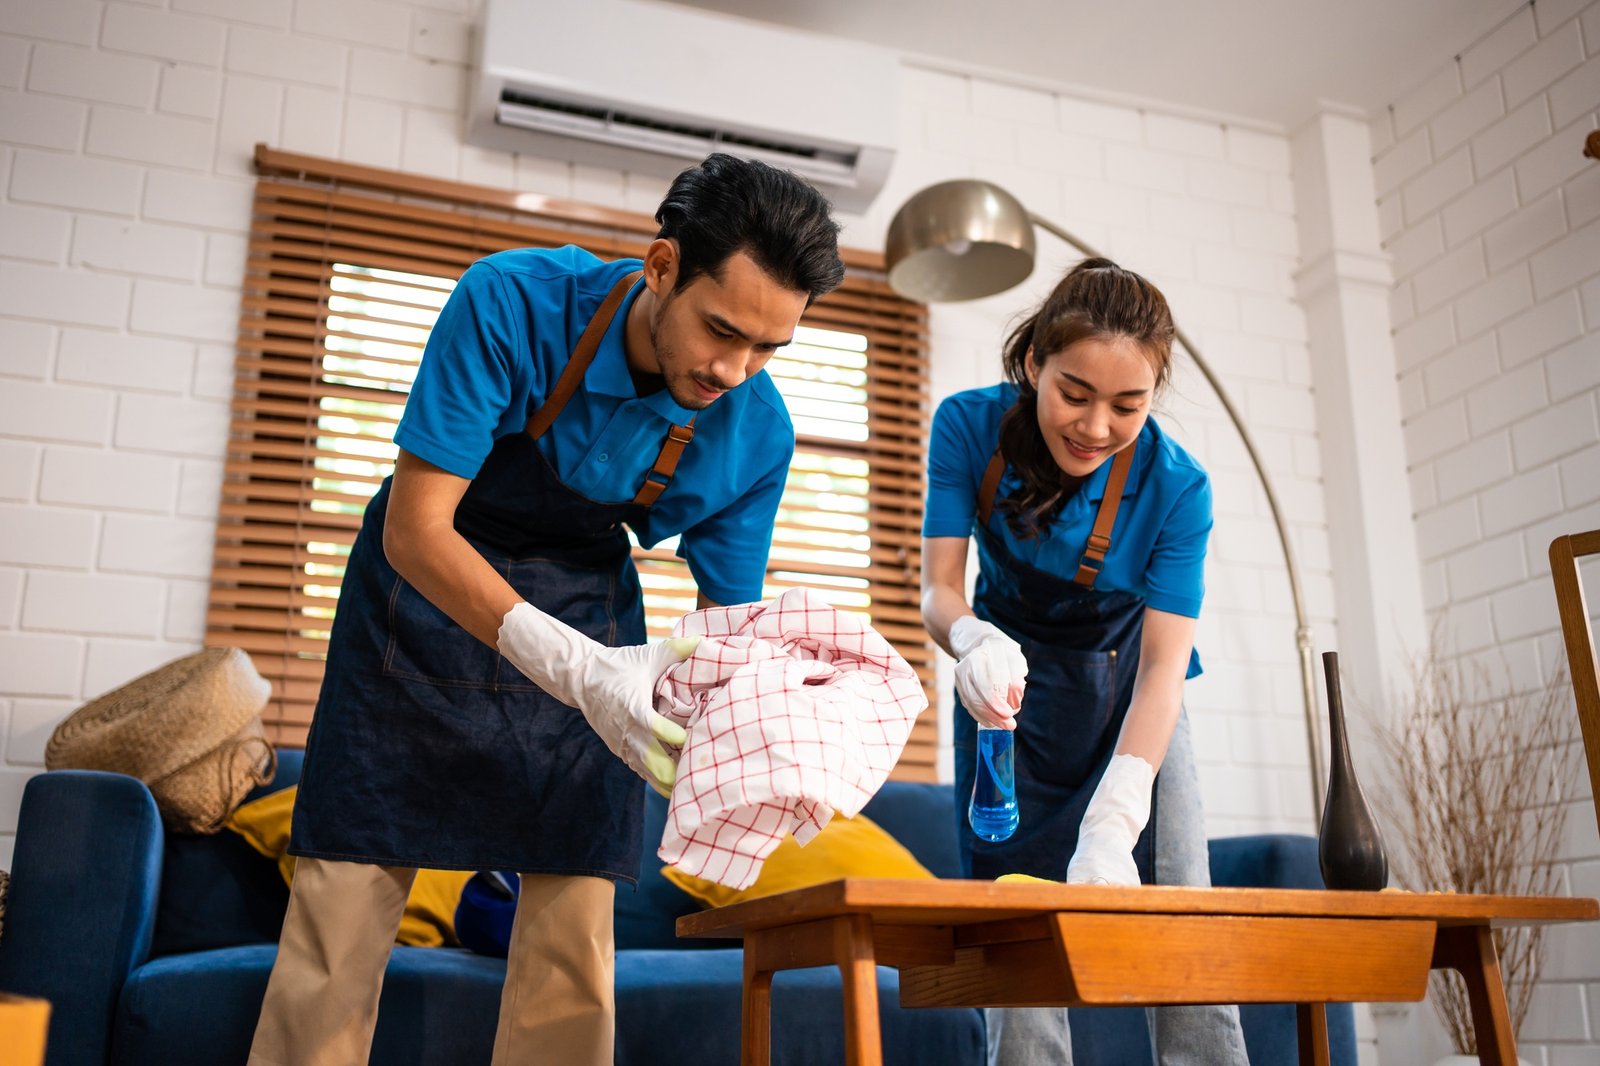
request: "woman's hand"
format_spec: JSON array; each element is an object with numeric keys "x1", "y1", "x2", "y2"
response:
[{"x1": 948, "y1": 616, "x2": 1028, "y2": 729}]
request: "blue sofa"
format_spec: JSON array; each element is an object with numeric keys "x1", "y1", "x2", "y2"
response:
[{"x1": 0, "y1": 750, "x2": 1354, "y2": 1065}]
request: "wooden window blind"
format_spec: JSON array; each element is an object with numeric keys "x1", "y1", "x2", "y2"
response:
[{"x1": 208, "y1": 145, "x2": 937, "y2": 780}]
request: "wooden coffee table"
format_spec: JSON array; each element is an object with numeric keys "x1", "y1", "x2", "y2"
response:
[{"x1": 677, "y1": 878, "x2": 1598, "y2": 1066}]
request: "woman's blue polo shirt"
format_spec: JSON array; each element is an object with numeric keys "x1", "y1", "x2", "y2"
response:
[
  {"x1": 394, "y1": 245, "x2": 793, "y2": 606},
  {"x1": 924, "y1": 384, "x2": 1213, "y2": 674}
]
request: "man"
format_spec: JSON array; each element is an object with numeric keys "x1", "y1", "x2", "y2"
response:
[{"x1": 249, "y1": 153, "x2": 844, "y2": 1066}]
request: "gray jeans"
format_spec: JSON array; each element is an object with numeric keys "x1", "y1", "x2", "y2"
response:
[{"x1": 984, "y1": 711, "x2": 1251, "y2": 1066}]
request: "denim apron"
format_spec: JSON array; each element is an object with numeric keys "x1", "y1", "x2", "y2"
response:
[
  {"x1": 291, "y1": 272, "x2": 685, "y2": 882},
  {"x1": 952, "y1": 443, "x2": 1159, "y2": 883}
]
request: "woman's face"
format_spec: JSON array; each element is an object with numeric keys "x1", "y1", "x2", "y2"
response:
[{"x1": 1026, "y1": 335, "x2": 1157, "y2": 478}]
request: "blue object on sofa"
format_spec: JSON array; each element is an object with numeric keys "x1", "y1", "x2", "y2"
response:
[{"x1": 0, "y1": 751, "x2": 1355, "y2": 1066}]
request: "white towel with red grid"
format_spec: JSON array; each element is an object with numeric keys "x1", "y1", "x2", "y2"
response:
[{"x1": 652, "y1": 587, "x2": 928, "y2": 890}]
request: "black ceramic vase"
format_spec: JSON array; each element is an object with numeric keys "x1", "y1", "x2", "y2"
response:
[{"x1": 1318, "y1": 651, "x2": 1390, "y2": 891}]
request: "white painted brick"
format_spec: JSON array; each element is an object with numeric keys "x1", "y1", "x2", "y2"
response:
[
  {"x1": 0, "y1": 203, "x2": 71, "y2": 264},
  {"x1": 127, "y1": 279, "x2": 235, "y2": 343},
  {"x1": 191, "y1": 343, "x2": 236, "y2": 401},
  {"x1": 1511, "y1": 390, "x2": 1598, "y2": 468},
  {"x1": 0, "y1": 503, "x2": 96, "y2": 568},
  {"x1": 1445, "y1": 528, "x2": 1529, "y2": 600},
  {"x1": 1479, "y1": 465, "x2": 1566, "y2": 538},
  {"x1": 621, "y1": 169, "x2": 670, "y2": 216},
  {"x1": 114, "y1": 393, "x2": 229, "y2": 455},
  {"x1": 1559, "y1": 442, "x2": 1600, "y2": 505},
  {"x1": 1373, "y1": 125, "x2": 1431, "y2": 197},
  {"x1": 292, "y1": 0, "x2": 408, "y2": 50},
  {"x1": 1487, "y1": 191, "x2": 1570, "y2": 275},
  {"x1": 0, "y1": 35, "x2": 25, "y2": 90},
  {"x1": 99, "y1": 513, "x2": 214, "y2": 578},
  {"x1": 86, "y1": 104, "x2": 213, "y2": 170},
  {"x1": 142, "y1": 171, "x2": 252, "y2": 231},
  {"x1": 1421, "y1": 331, "x2": 1499, "y2": 403},
  {"x1": 1420, "y1": 556, "x2": 1447, "y2": 605},
  {"x1": 1455, "y1": 264, "x2": 1533, "y2": 340},
  {"x1": 969, "y1": 79, "x2": 1054, "y2": 126},
  {"x1": 1515, "y1": 115, "x2": 1598, "y2": 201},
  {"x1": 1015, "y1": 130, "x2": 1104, "y2": 179},
  {"x1": 101, "y1": 4, "x2": 225, "y2": 67},
  {"x1": 458, "y1": 143, "x2": 516, "y2": 190},
  {"x1": 1237, "y1": 293, "x2": 1306, "y2": 343},
  {"x1": 1187, "y1": 158, "x2": 1270, "y2": 208},
  {"x1": 1522, "y1": 496, "x2": 1600, "y2": 578},
  {"x1": 1224, "y1": 127, "x2": 1290, "y2": 173},
  {"x1": 1229, "y1": 206, "x2": 1297, "y2": 255},
  {"x1": 1267, "y1": 173, "x2": 1295, "y2": 215},
  {"x1": 1056, "y1": 95, "x2": 1141, "y2": 142},
  {"x1": 22, "y1": 570, "x2": 164, "y2": 637},
  {"x1": 1520, "y1": 982, "x2": 1588, "y2": 1042},
  {"x1": 1461, "y1": 7, "x2": 1539, "y2": 88},
  {"x1": 1102, "y1": 142, "x2": 1185, "y2": 195},
  {"x1": 172, "y1": 0, "x2": 290, "y2": 28},
  {"x1": 1368, "y1": 110, "x2": 1396, "y2": 155},
  {"x1": 348, "y1": 48, "x2": 462, "y2": 112},
  {"x1": 1582, "y1": 0, "x2": 1600, "y2": 47},
  {"x1": 281, "y1": 84, "x2": 343, "y2": 160},
  {"x1": 1533, "y1": 0, "x2": 1590, "y2": 34},
  {"x1": 10, "y1": 150, "x2": 142, "y2": 216},
  {"x1": 1437, "y1": 595, "x2": 1496, "y2": 652},
  {"x1": 1389, "y1": 279, "x2": 1416, "y2": 329},
  {"x1": 1471, "y1": 96, "x2": 1554, "y2": 176},
  {"x1": 0, "y1": 633, "x2": 84, "y2": 697},
  {"x1": 177, "y1": 457, "x2": 223, "y2": 517},
  {"x1": 1440, "y1": 168, "x2": 1518, "y2": 246},
  {"x1": 1504, "y1": 19, "x2": 1585, "y2": 106},
  {"x1": 1530, "y1": 217, "x2": 1600, "y2": 302},
  {"x1": 1428, "y1": 77, "x2": 1504, "y2": 157},
  {"x1": 203, "y1": 232, "x2": 247, "y2": 289},
  {"x1": 1385, "y1": 215, "x2": 1444, "y2": 277},
  {"x1": 1376, "y1": 192, "x2": 1404, "y2": 243},
  {"x1": 1500, "y1": 291, "x2": 1585, "y2": 366},
  {"x1": 1569, "y1": 160, "x2": 1600, "y2": 230},
  {"x1": 1413, "y1": 238, "x2": 1486, "y2": 311},
  {"x1": 0, "y1": 318, "x2": 54, "y2": 381},
  {"x1": 81, "y1": 638, "x2": 198, "y2": 699},
  {"x1": 6, "y1": 699, "x2": 73, "y2": 765},
  {"x1": 0, "y1": 439, "x2": 39, "y2": 504},
  {"x1": 1547, "y1": 332, "x2": 1600, "y2": 400},
  {"x1": 1393, "y1": 62, "x2": 1463, "y2": 135},
  {"x1": 399, "y1": 105, "x2": 463, "y2": 181},
  {"x1": 899, "y1": 65, "x2": 967, "y2": 113},
  {"x1": 1435, "y1": 429, "x2": 1515, "y2": 501},
  {"x1": 1193, "y1": 244, "x2": 1287, "y2": 296},
  {"x1": 71, "y1": 217, "x2": 204, "y2": 282},
  {"x1": 57, "y1": 329, "x2": 191, "y2": 395},
  {"x1": 1240, "y1": 381, "x2": 1316, "y2": 432},
  {"x1": 38, "y1": 447, "x2": 179, "y2": 513},
  {"x1": 1465, "y1": 359, "x2": 1547, "y2": 434},
  {"x1": 1227, "y1": 713, "x2": 1314, "y2": 767},
  {"x1": 1401, "y1": 149, "x2": 1475, "y2": 224},
  {"x1": 215, "y1": 75, "x2": 283, "y2": 176},
  {"x1": 512, "y1": 153, "x2": 571, "y2": 198},
  {"x1": 1415, "y1": 495, "x2": 1482, "y2": 559},
  {"x1": 158, "y1": 64, "x2": 221, "y2": 119},
  {"x1": 1398, "y1": 366, "x2": 1426, "y2": 418},
  {"x1": 1393, "y1": 304, "x2": 1456, "y2": 372},
  {"x1": 1548, "y1": 52, "x2": 1600, "y2": 129},
  {"x1": 165, "y1": 577, "x2": 208, "y2": 642},
  {"x1": 28, "y1": 42, "x2": 159, "y2": 107},
  {"x1": 0, "y1": 261, "x2": 131, "y2": 330},
  {"x1": 410, "y1": 8, "x2": 471, "y2": 63},
  {"x1": 2, "y1": 0, "x2": 100, "y2": 44},
  {"x1": 340, "y1": 95, "x2": 402, "y2": 169},
  {"x1": 1584, "y1": 273, "x2": 1600, "y2": 329},
  {"x1": 1145, "y1": 112, "x2": 1223, "y2": 158},
  {"x1": 0, "y1": 89, "x2": 87, "y2": 151}
]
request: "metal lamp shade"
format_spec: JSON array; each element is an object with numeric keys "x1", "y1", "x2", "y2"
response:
[{"x1": 884, "y1": 180, "x2": 1037, "y2": 302}]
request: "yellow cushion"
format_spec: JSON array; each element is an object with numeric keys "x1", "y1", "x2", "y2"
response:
[
  {"x1": 660, "y1": 811, "x2": 934, "y2": 909},
  {"x1": 225, "y1": 786, "x2": 471, "y2": 948}
]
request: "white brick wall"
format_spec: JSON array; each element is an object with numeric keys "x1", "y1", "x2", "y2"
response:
[{"x1": 1373, "y1": 1, "x2": 1600, "y2": 1059}]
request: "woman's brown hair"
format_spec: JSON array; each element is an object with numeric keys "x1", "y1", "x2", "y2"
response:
[{"x1": 995, "y1": 257, "x2": 1175, "y2": 537}]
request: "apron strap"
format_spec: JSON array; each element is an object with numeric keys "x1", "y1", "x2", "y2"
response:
[
  {"x1": 526, "y1": 270, "x2": 644, "y2": 442},
  {"x1": 1073, "y1": 441, "x2": 1136, "y2": 588},
  {"x1": 976, "y1": 450, "x2": 1006, "y2": 529},
  {"x1": 632, "y1": 416, "x2": 696, "y2": 506}
]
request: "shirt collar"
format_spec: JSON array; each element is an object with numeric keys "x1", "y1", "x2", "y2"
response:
[{"x1": 582, "y1": 277, "x2": 697, "y2": 422}]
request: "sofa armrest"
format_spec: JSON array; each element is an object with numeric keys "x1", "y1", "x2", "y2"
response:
[{"x1": 0, "y1": 770, "x2": 165, "y2": 1066}]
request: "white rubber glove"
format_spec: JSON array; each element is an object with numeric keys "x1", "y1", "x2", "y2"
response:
[
  {"x1": 948, "y1": 615, "x2": 1028, "y2": 730},
  {"x1": 497, "y1": 601, "x2": 698, "y2": 796},
  {"x1": 1066, "y1": 753, "x2": 1157, "y2": 886}
]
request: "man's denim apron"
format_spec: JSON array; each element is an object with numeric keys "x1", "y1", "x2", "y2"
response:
[
  {"x1": 953, "y1": 443, "x2": 1159, "y2": 883},
  {"x1": 291, "y1": 272, "x2": 679, "y2": 882}
]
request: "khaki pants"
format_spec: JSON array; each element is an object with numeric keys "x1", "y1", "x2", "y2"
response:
[{"x1": 248, "y1": 857, "x2": 615, "y2": 1066}]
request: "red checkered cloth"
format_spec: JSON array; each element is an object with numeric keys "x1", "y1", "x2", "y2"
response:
[{"x1": 652, "y1": 587, "x2": 928, "y2": 890}]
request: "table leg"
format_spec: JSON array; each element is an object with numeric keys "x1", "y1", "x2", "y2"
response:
[
  {"x1": 1297, "y1": 1003, "x2": 1330, "y2": 1066},
  {"x1": 1432, "y1": 925, "x2": 1518, "y2": 1066},
  {"x1": 742, "y1": 946, "x2": 774, "y2": 1066},
  {"x1": 835, "y1": 914, "x2": 883, "y2": 1066}
]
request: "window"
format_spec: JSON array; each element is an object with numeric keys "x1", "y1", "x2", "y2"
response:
[{"x1": 209, "y1": 147, "x2": 936, "y2": 778}]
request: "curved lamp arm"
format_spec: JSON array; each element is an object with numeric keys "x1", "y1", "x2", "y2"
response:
[{"x1": 1027, "y1": 212, "x2": 1327, "y2": 816}]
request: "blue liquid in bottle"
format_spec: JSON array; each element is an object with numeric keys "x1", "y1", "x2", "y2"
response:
[{"x1": 969, "y1": 725, "x2": 1019, "y2": 842}]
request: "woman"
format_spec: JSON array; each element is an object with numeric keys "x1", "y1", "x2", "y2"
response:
[{"x1": 921, "y1": 258, "x2": 1250, "y2": 1064}]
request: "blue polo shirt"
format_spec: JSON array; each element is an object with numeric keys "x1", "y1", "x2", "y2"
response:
[
  {"x1": 394, "y1": 246, "x2": 794, "y2": 606},
  {"x1": 925, "y1": 385, "x2": 1212, "y2": 671}
]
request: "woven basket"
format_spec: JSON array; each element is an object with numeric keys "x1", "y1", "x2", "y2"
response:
[{"x1": 46, "y1": 647, "x2": 278, "y2": 834}]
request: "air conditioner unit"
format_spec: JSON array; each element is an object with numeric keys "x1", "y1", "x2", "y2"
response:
[{"x1": 467, "y1": 0, "x2": 899, "y2": 215}]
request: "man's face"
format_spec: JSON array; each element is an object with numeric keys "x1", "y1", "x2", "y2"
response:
[{"x1": 646, "y1": 250, "x2": 808, "y2": 410}]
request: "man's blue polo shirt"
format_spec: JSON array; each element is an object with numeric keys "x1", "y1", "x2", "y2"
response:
[
  {"x1": 394, "y1": 245, "x2": 793, "y2": 606},
  {"x1": 924, "y1": 384, "x2": 1213, "y2": 675}
]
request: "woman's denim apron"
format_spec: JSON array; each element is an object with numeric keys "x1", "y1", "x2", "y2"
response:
[
  {"x1": 953, "y1": 444, "x2": 1159, "y2": 883},
  {"x1": 291, "y1": 272, "x2": 677, "y2": 882}
]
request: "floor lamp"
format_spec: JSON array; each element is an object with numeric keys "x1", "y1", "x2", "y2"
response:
[{"x1": 885, "y1": 178, "x2": 1326, "y2": 816}]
